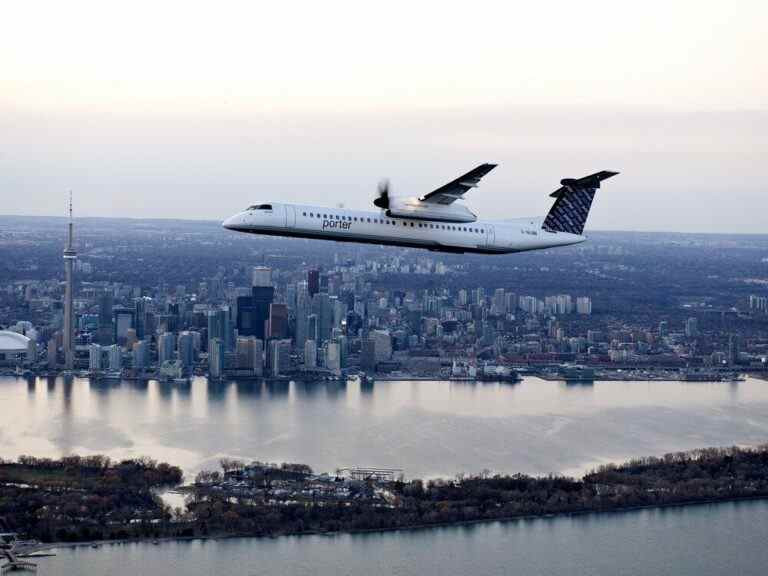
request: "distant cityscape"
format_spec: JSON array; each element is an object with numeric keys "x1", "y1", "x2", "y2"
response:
[{"x1": 0, "y1": 215, "x2": 767, "y2": 383}]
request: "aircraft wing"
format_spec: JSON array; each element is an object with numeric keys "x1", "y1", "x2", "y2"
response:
[{"x1": 419, "y1": 163, "x2": 497, "y2": 205}]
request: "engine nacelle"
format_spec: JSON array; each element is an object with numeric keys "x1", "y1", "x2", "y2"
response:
[{"x1": 385, "y1": 197, "x2": 477, "y2": 223}]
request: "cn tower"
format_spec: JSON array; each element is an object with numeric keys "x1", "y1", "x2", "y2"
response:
[{"x1": 63, "y1": 193, "x2": 76, "y2": 370}]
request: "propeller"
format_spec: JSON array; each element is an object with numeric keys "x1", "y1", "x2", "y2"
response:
[{"x1": 374, "y1": 179, "x2": 390, "y2": 209}]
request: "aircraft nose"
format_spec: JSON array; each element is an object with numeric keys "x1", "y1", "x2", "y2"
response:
[{"x1": 222, "y1": 214, "x2": 239, "y2": 229}]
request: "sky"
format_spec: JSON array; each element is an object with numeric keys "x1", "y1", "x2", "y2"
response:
[{"x1": 1, "y1": 0, "x2": 766, "y2": 233}]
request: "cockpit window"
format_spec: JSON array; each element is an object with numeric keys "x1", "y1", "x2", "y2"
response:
[{"x1": 247, "y1": 204, "x2": 273, "y2": 211}]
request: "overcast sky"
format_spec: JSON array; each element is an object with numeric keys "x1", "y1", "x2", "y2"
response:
[{"x1": 1, "y1": 0, "x2": 766, "y2": 233}]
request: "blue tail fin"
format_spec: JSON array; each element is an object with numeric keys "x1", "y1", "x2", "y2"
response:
[{"x1": 542, "y1": 171, "x2": 618, "y2": 235}]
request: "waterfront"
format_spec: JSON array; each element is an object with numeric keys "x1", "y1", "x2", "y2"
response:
[
  {"x1": 32, "y1": 500, "x2": 768, "y2": 576},
  {"x1": 4, "y1": 375, "x2": 768, "y2": 573},
  {"x1": 2, "y1": 375, "x2": 768, "y2": 479}
]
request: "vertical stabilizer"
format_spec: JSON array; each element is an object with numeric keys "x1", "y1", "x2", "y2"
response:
[{"x1": 542, "y1": 171, "x2": 618, "y2": 235}]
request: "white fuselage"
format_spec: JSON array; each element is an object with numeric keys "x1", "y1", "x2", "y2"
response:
[{"x1": 222, "y1": 203, "x2": 585, "y2": 254}]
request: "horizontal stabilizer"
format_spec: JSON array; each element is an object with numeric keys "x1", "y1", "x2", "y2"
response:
[{"x1": 549, "y1": 171, "x2": 619, "y2": 197}]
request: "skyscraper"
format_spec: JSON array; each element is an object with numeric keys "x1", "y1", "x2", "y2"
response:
[
  {"x1": 177, "y1": 331, "x2": 195, "y2": 370},
  {"x1": 88, "y1": 343, "x2": 102, "y2": 372},
  {"x1": 236, "y1": 336, "x2": 263, "y2": 375},
  {"x1": 209, "y1": 337, "x2": 225, "y2": 379},
  {"x1": 134, "y1": 297, "x2": 151, "y2": 340},
  {"x1": 294, "y1": 281, "x2": 310, "y2": 350},
  {"x1": 98, "y1": 290, "x2": 114, "y2": 327},
  {"x1": 132, "y1": 340, "x2": 148, "y2": 371},
  {"x1": 268, "y1": 339, "x2": 291, "y2": 376},
  {"x1": 313, "y1": 293, "x2": 333, "y2": 343},
  {"x1": 113, "y1": 307, "x2": 135, "y2": 346},
  {"x1": 252, "y1": 266, "x2": 272, "y2": 288},
  {"x1": 63, "y1": 193, "x2": 76, "y2": 369},
  {"x1": 106, "y1": 344, "x2": 122, "y2": 371},
  {"x1": 325, "y1": 341, "x2": 341, "y2": 373},
  {"x1": 307, "y1": 269, "x2": 320, "y2": 299},
  {"x1": 268, "y1": 303, "x2": 289, "y2": 339},
  {"x1": 157, "y1": 332, "x2": 176, "y2": 364},
  {"x1": 207, "y1": 307, "x2": 231, "y2": 351},
  {"x1": 303, "y1": 339, "x2": 317, "y2": 369},
  {"x1": 237, "y1": 286, "x2": 274, "y2": 340}
]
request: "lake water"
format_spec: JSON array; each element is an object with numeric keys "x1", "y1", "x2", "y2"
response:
[
  {"x1": 2, "y1": 374, "x2": 768, "y2": 574},
  {"x1": 33, "y1": 501, "x2": 768, "y2": 576},
  {"x1": 2, "y1": 375, "x2": 767, "y2": 479}
]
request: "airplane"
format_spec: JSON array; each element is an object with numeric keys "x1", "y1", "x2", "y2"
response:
[{"x1": 222, "y1": 165, "x2": 618, "y2": 254}]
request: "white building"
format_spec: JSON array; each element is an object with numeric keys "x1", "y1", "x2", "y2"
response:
[
  {"x1": 0, "y1": 330, "x2": 33, "y2": 366},
  {"x1": 576, "y1": 297, "x2": 592, "y2": 315},
  {"x1": 107, "y1": 344, "x2": 121, "y2": 371},
  {"x1": 252, "y1": 266, "x2": 272, "y2": 287},
  {"x1": 304, "y1": 339, "x2": 317, "y2": 369},
  {"x1": 325, "y1": 341, "x2": 341, "y2": 373},
  {"x1": 269, "y1": 339, "x2": 291, "y2": 377},
  {"x1": 371, "y1": 330, "x2": 392, "y2": 362},
  {"x1": 132, "y1": 340, "x2": 148, "y2": 371},
  {"x1": 89, "y1": 343, "x2": 102, "y2": 372}
]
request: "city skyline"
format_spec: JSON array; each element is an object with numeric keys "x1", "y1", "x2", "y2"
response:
[{"x1": 1, "y1": 215, "x2": 765, "y2": 382}]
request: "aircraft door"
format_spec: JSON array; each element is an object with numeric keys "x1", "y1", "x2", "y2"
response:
[
  {"x1": 485, "y1": 225, "x2": 495, "y2": 249},
  {"x1": 285, "y1": 205, "x2": 296, "y2": 228}
]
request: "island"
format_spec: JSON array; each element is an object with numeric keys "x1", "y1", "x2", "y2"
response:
[{"x1": 2, "y1": 445, "x2": 768, "y2": 544}]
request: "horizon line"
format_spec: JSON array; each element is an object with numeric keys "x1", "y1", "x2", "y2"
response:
[{"x1": 0, "y1": 213, "x2": 765, "y2": 238}]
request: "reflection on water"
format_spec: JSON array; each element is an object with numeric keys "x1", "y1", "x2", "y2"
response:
[{"x1": 1, "y1": 375, "x2": 768, "y2": 480}]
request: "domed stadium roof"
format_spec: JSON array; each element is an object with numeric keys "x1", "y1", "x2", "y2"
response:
[{"x1": 0, "y1": 330, "x2": 31, "y2": 352}]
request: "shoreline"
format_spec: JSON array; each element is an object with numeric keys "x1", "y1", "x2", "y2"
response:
[{"x1": 35, "y1": 494, "x2": 768, "y2": 552}]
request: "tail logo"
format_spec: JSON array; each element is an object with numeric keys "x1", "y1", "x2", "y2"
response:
[{"x1": 542, "y1": 171, "x2": 618, "y2": 235}]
